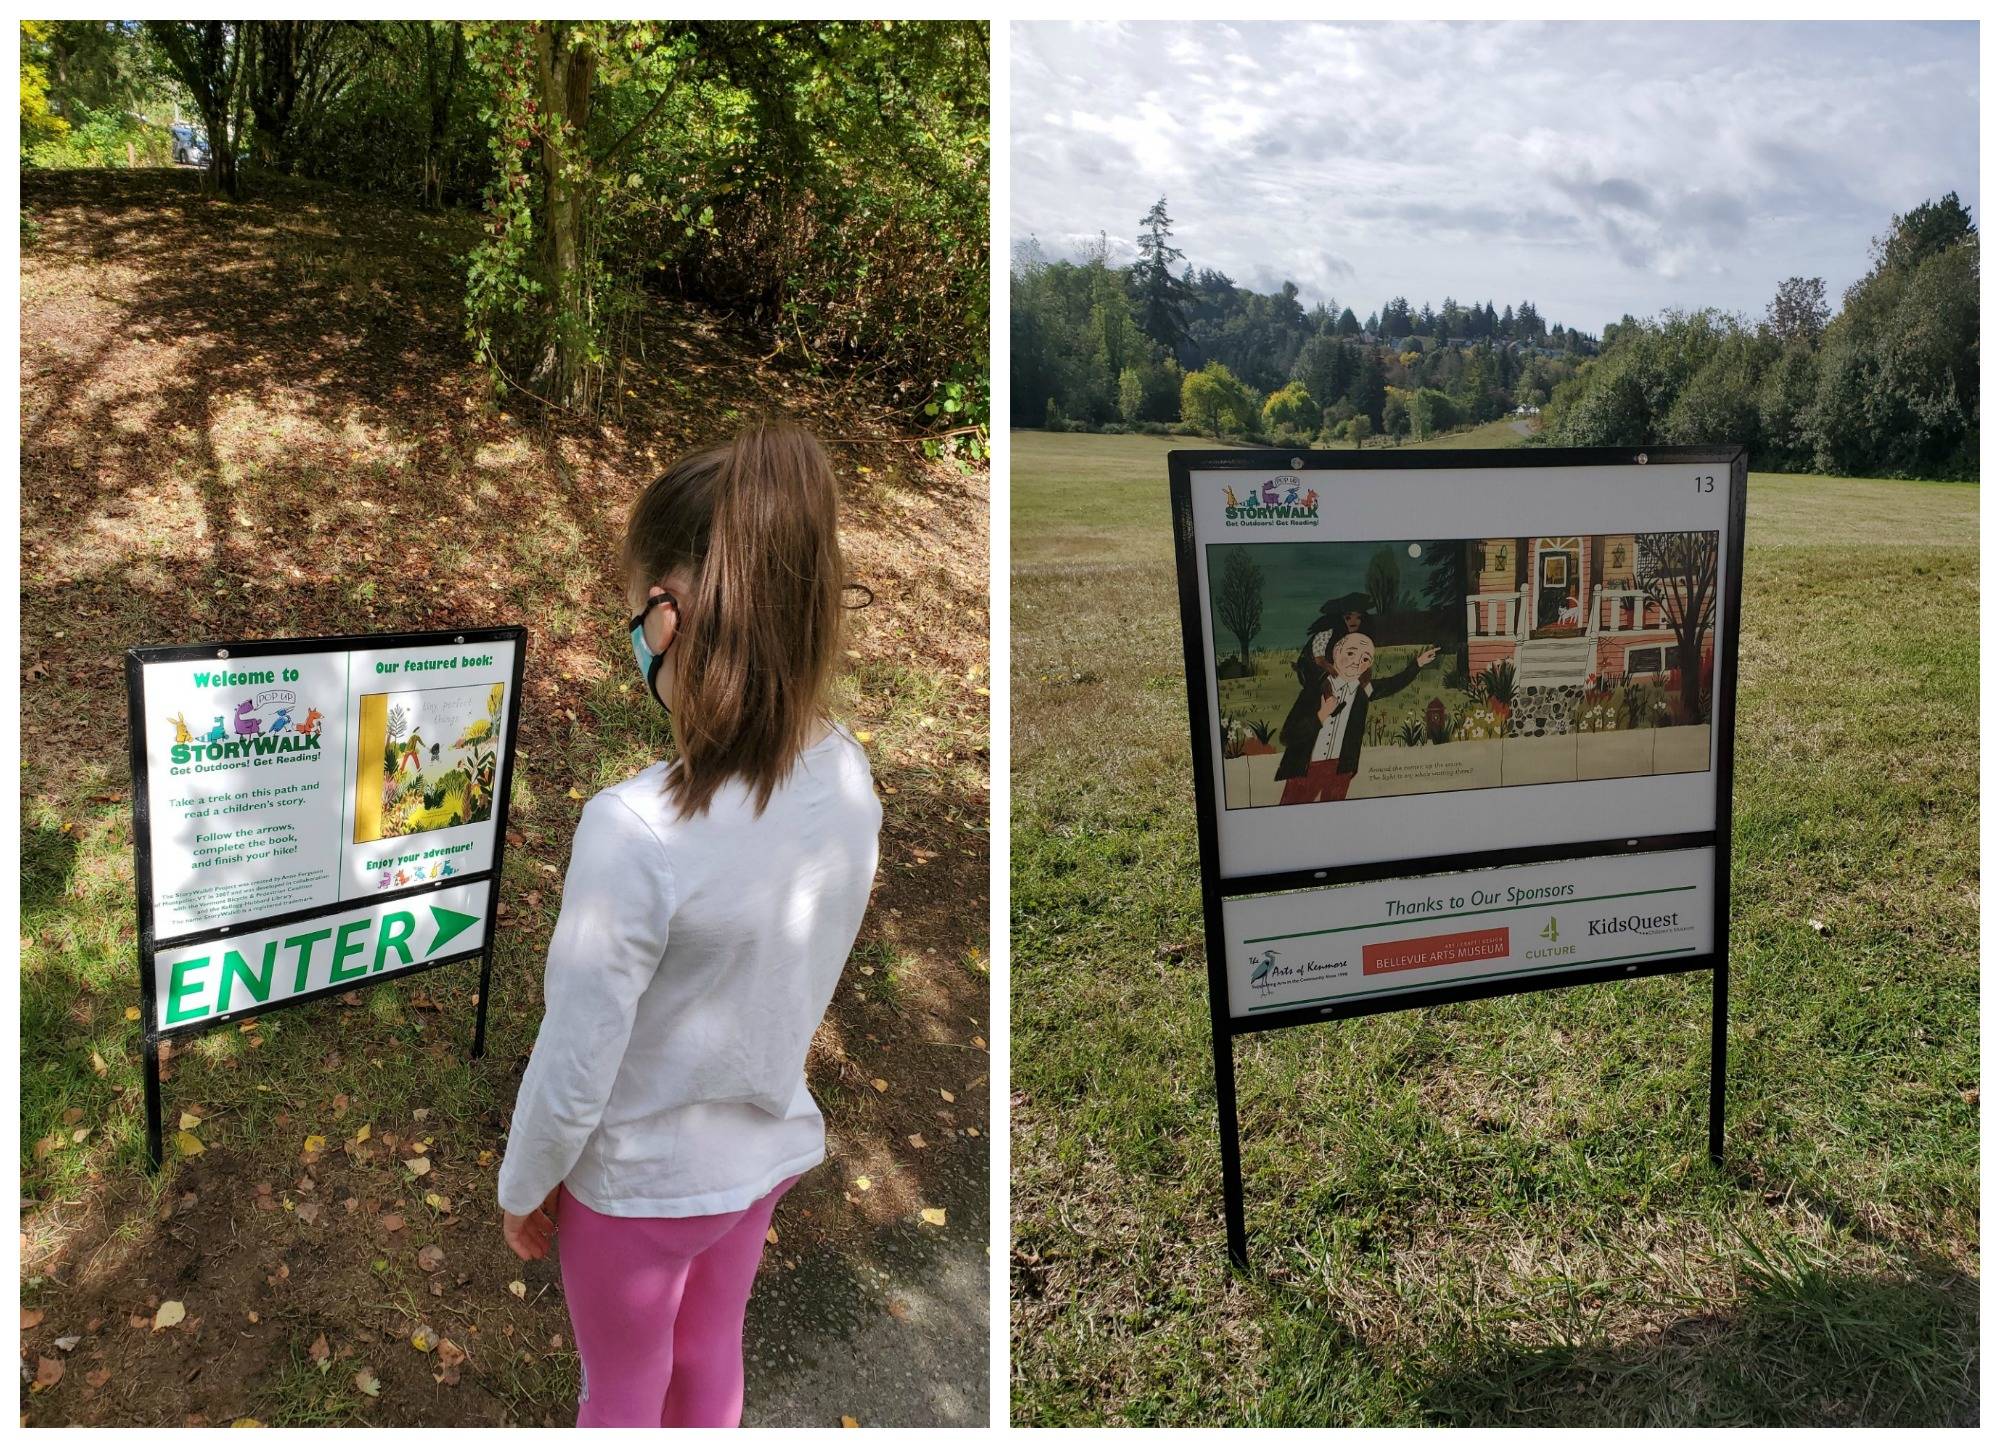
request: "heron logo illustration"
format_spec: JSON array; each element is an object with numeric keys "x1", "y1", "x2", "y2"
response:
[
  {"x1": 1247, "y1": 947, "x2": 1282, "y2": 992},
  {"x1": 1223, "y1": 475, "x2": 1318, "y2": 527}
]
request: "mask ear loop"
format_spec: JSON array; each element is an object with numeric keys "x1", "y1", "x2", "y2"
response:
[{"x1": 631, "y1": 591, "x2": 679, "y2": 711}]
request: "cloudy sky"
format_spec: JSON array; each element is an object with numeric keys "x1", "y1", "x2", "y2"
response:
[{"x1": 1012, "y1": 21, "x2": 1979, "y2": 335}]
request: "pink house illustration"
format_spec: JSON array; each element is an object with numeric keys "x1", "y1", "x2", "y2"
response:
[{"x1": 1464, "y1": 534, "x2": 1714, "y2": 689}]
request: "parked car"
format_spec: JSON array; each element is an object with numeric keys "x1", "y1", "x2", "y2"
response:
[{"x1": 170, "y1": 124, "x2": 208, "y2": 167}]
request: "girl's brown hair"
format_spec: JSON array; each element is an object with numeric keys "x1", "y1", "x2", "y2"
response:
[{"x1": 622, "y1": 422, "x2": 845, "y2": 818}]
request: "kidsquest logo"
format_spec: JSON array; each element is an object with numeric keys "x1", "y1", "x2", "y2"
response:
[
  {"x1": 164, "y1": 682, "x2": 323, "y2": 767},
  {"x1": 1223, "y1": 475, "x2": 1319, "y2": 526}
]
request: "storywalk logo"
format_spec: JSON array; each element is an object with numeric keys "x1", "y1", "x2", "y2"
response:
[
  {"x1": 163, "y1": 686, "x2": 324, "y2": 772},
  {"x1": 1223, "y1": 475, "x2": 1319, "y2": 526}
]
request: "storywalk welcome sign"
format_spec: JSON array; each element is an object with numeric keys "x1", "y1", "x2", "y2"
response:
[
  {"x1": 1169, "y1": 446, "x2": 1746, "y2": 1265},
  {"x1": 126, "y1": 626, "x2": 527, "y2": 1167}
]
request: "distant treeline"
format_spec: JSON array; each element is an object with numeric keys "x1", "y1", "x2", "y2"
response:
[
  {"x1": 1014, "y1": 195, "x2": 1978, "y2": 480},
  {"x1": 1541, "y1": 195, "x2": 1977, "y2": 480},
  {"x1": 1012, "y1": 199, "x2": 1597, "y2": 447}
]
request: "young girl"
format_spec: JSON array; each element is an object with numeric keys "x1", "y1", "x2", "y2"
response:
[{"x1": 495, "y1": 423, "x2": 882, "y2": 1428}]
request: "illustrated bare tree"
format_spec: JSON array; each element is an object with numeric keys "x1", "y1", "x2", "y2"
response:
[
  {"x1": 1216, "y1": 548, "x2": 1263, "y2": 670},
  {"x1": 1637, "y1": 531, "x2": 1719, "y2": 722}
]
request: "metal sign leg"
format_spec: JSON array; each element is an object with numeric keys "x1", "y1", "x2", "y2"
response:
[
  {"x1": 143, "y1": 1036, "x2": 164, "y2": 1172},
  {"x1": 1213, "y1": 1029, "x2": 1248, "y2": 1268},
  {"x1": 1707, "y1": 958, "x2": 1729, "y2": 1165},
  {"x1": 471, "y1": 947, "x2": 494, "y2": 1060}
]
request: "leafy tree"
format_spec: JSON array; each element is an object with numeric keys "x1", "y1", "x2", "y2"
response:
[
  {"x1": 1216, "y1": 548, "x2": 1264, "y2": 668},
  {"x1": 145, "y1": 21, "x2": 251, "y2": 196},
  {"x1": 20, "y1": 22, "x2": 67, "y2": 151},
  {"x1": 1764, "y1": 275, "x2": 1829, "y2": 347},
  {"x1": 1347, "y1": 346, "x2": 1386, "y2": 430},
  {"x1": 1261, "y1": 379, "x2": 1316, "y2": 436}
]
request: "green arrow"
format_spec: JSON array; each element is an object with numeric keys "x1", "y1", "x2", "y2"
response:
[{"x1": 428, "y1": 904, "x2": 480, "y2": 956}]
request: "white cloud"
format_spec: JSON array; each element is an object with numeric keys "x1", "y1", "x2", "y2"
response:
[{"x1": 1010, "y1": 20, "x2": 1978, "y2": 331}]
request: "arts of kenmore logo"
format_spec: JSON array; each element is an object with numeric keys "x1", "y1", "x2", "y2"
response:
[
  {"x1": 1246, "y1": 946, "x2": 1349, "y2": 994},
  {"x1": 1223, "y1": 475, "x2": 1319, "y2": 526}
]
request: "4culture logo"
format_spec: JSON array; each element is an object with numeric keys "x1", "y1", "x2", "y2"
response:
[{"x1": 1223, "y1": 475, "x2": 1319, "y2": 526}]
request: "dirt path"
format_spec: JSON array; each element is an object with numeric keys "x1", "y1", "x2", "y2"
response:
[{"x1": 19, "y1": 168, "x2": 988, "y2": 1428}]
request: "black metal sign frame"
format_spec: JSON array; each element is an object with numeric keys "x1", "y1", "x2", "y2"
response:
[
  {"x1": 1169, "y1": 446, "x2": 1747, "y2": 1265},
  {"x1": 125, "y1": 625, "x2": 528, "y2": 1169}
]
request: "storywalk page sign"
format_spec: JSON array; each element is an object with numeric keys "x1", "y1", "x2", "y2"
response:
[
  {"x1": 127, "y1": 626, "x2": 526, "y2": 1164},
  {"x1": 1170, "y1": 446, "x2": 1745, "y2": 1264}
]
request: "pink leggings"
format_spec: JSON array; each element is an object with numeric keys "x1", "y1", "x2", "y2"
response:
[{"x1": 556, "y1": 1176, "x2": 796, "y2": 1428}]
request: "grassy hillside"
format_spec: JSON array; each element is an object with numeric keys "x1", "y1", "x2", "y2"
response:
[{"x1": 1010, "y1": 428, "x2": 1977, "y2": 1426}]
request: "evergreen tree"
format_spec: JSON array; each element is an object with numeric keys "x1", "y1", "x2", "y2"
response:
[{"x1": 1132, "y1": 196, "x2": 1195, "y2": 358}]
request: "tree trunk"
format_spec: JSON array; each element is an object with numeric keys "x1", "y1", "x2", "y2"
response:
[{"x1": 532, "y1": 23, "x2": 595, "y2": 408}]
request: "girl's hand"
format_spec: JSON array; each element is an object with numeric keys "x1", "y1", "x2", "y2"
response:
[{"x1": 503, "y1": 1187, "x2": 561, "y2": 1261}]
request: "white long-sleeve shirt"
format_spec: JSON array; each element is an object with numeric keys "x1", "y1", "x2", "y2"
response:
[{"x1": 497, "y1": 726, "x2": 881, "y2": 1217}]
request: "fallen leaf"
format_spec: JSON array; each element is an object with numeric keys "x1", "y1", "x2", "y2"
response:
[
  {"x1": 295, "y1": 1202, "x2": 321, "y2": 1225},
  {"x1": 125, "y1": 1007, "x2": 140, "y2": 1021},
  {"x1": 90, "y1": 1050, "x2": 109, "y2": 1077},
  {"x1": 919, "y1": 1207, "x2": 946, "y2": 1227},
  {"x1": 380, "y1": 1213, "x2": 405, "y2": 1233},
  {"x1": 174, "y1": 1130, "x2": 205, "y2": 1157},
  {"x1": 302, "y1": 1134, "x2": 327, "y2": 1158},
  {"x1": 870, "y1": 1078, "x2": 888, "y2": 1093},
  {"x1": 405, "y1": 1156, "x2": 432, "y2": 1177},
  {"x1": 424, "y1": 1192, "x2": 450, "y2": 1212},
  {"x1": 412, "y1": 1324, "x2": 437, "y2": 1353},
  {"x1": 55, "y1": 1334, "x2": 81, "y2": 1352},
  {"x1": 309, "y1": 1334, "x2": 329, "y2": 1365},
  {"x1": 85, "y1": 1367, "x2": 112, "y2": 1389},
  {"x1": 178, "y1": 1111, "x2": 202, "y2": 1131},
  {"x1": 34, "y1": 1357, "x2": 64, "y2": 1391},
  {"x1": 231, "y1": 1418, "x2": 265, "y2": 1427},
  {"x1": 355, "y1": 1123, "x2": 371, "y2": 1143},
  {"x1": 153, "y1": 1300, "x2": 187, "y2": 1331},
  {"x1": 566, "y1": 787, "x2": 584, "y2": 800},
  {"x1": 841, "y1": 1415, "x2": 860, "y2": 1428},
  {"x1": 854, "y1": 1176, "x2": 872, "y2": 1191},
  {"x1": 886, "y1": 1299, "x2": 911, "y2": 1321},
  {"x1": 765, "y1": 1227, "x2": 779, "y2": 1245},
  {"x1": 435, "y1": 1337, "x2": 467, "y2": 1387},
  {"x1": 907, "y1": 1134, "x2": 927, "y2": 1150},
  {"x1": 354, "y1": 1368, "x2": 381, "y2": 1397},
  {"x1": 21, "y1": 1307, "x2": 45, "y2": 1330},
  {"x1": 417, "y1": 1245, "x2": 445, "y2": 1272},
  {"x1": 939, "y1": 1089, "x2": 956, "y2": 1103},
  {"x1": 508, "y1": 1280, "x2": 527, "y2": 1299},
  {"x1": 62, "y1": 1106, "x2": 84, "y2": 1125}
]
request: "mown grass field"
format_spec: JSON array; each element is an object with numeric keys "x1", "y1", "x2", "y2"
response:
[{"x1": 1009, "y1": 427, "x2": 1977, "y2": 1426}]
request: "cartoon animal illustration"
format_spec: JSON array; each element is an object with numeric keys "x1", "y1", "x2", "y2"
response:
[
  {"x1": 378, "y1": 871, "x2": 394, "y2": 889},
  {"x1": 1281, "y1": 484, "x2": 1301, "y2": 505},
  {"x1": 1260, "y1": 479, "x2": 1280, "y2": 506},
  {"x1": 430, "y1": 742, "x2": 441, "y2": 762},
  {"x1": 267, "y1": 706, "x2": 293, "y2": 734},
  {"x1": 204, "y1": 716, "x2": 228, "y2": 744},
  {"x1": 1224, "y1": 484, "x2": 1240, "y2": 508},
  {"x1": 232, "y1": 699, "x2": 263, "y2": 737},
  {"x1": 168, "y1": 712, "x2": 193, "y2": 745},
  {"x1": 394, "y1": 869, "x2": 411, "y2": 887},
  {"x1": 437, "y1": 861, "x2": 454, "y2": 878},
  {"x1": 398, "y1": 731, "x2": 427, "y2": 775},
  {"x1": 1248, "y1": 949, "x2": 1280, "y2": 987},
  {"x1": 295, "y1": 708, "x2": 323, "y2": 735},
  {"x1": 1302, "y1": 489, "x2": 1318, "y2": 509}
]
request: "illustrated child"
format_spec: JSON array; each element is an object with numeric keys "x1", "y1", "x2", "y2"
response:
[
  {"x1": 1274, "y1": 629, "x2": 1438, "y2": 804},
  {"x1": 496, "y1": 423, "x2": 881, "y2": 1429}
]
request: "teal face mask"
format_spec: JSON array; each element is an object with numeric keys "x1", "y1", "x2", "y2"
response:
[{"x1": 628, "y1": 592, "x2": 678, "y2": 710}]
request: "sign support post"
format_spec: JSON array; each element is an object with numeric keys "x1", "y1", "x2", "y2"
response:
[
  {"x1": 1171, "y1": 447, "x2": 1745, "y2": 1264},
  {"x1": 128, "y1": 626, "x2": 526, "y2": 1171}
]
